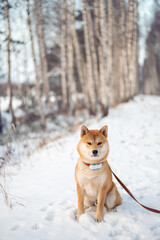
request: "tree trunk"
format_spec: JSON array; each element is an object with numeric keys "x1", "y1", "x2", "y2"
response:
[
  {"x1": 0, "y1": 98, "x2": 2, "y2": 133},
  {"x1": 60, "y1": 0, "x2": 68, "y2": 108},
  {"x1": 82, "y1": 0, "x2": 96, "y2": 115},
  {"x1": 93, "y1": 0, "x2": 104, "y2": 108},
  {"x1": 107, "y1": 0, "x2": 113, "y2": 102},
  {"x1": 66, "y1": 1, "x2": 76, "y2": 114},
  {"x1": 38, "y1": 0, "x2": 53, "y2": 113},
  {"x1": 27, "y1": 0, "x2": 46, "y2": 128},
  {"x1": 86, "y1": 1, "x2": 99, "y2": 100},
  {"x1": 119, "y1": 0, "x2": 128, "y2": 101},
  {"x1": 132, "y1": 0, "x2": 138, "y2": 97},
  {"x1": 33, "y1": 0, "x2": 42, "y2": 85},
  {"x1": 12, "y1": 42, "x2": 22, "y2": 99},
  {"x1": 71, "y1": 2, "x2": 89, "y2": 108},
  {"x1": 126, "y1": 0, "x2": 134, "y2": 100},
  {"x1": 18, "y1": 2, "x2": 30, "y2": 97},
  {"x1": 6, "y1": 0, "x2": 16, "y2": 127},
  {"x1": 112, "y1": 5, "x2": 120, "y2": 105},
  {"x1": 99, "y1": 0, "x2": 109, "y2": 115}
]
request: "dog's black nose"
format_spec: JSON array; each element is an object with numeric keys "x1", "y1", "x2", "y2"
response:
[{"x1": 92, "y1": 150, "x2": 98, "y2": 155}]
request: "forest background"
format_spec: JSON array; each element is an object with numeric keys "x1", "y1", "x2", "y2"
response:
[{"x1": 0, "y1": 0, "x2": 160, "y2": 133}]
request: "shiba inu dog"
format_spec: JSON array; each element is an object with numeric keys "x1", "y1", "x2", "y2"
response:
[{"x1": 75, "y1": 125, "x2": 122, "y2": 222}]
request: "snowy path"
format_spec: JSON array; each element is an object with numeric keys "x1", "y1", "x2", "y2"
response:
[{"x1": 0, "y1": 96, "x2": 160, "y2": 240}]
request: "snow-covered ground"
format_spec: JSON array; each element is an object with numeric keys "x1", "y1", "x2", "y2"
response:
[{"x1": 0, "y1": 95, "x2": 160, "y2": 240}]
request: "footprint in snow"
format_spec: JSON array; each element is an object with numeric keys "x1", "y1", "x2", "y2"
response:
[
  {"x1": 45, "y1": 211, "x2": 54, "y2": 221},
  {"x1": 40, "y1": 201, "x2": 54, "y2": 212},
  {"x1": 31, "y1": 223, "x2": 43, "y2": 230},
  {"x1": 78, "y1": 213, "x2": 96, "y2": 229},
  {"x1": 11, "y1": 224, "x2": 19, "y2": 231},
  {"x1": 40, "y1": 206, "x2": 48, "y2": 212}
]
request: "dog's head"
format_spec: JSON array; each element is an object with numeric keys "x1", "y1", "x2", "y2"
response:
[{"x1": 77, "y1": 125, "x2": 109, "y2": 162}]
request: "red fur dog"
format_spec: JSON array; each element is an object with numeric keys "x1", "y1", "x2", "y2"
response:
[{"x1": 75, "y1": 125, "x2": 122, "y2": 222}]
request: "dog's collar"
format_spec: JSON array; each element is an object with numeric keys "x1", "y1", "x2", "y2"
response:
[
  {"x1": 83, "y1": 161, "x2": 103, "y2": 170},
  {"x1": 83, "y1": 161, "x2": 90, "y2": 167}
]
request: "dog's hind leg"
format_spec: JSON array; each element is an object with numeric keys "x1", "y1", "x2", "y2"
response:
[
  {"x1": 105, "y1": 183, "x2": 122, "y2": 212},
  {"x1": 84, "y1": 196, "x2": 96, "y2": 209}
]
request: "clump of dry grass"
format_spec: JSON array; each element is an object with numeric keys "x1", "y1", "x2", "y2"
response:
[
  {"x1": 0, "y1": 123, "x2": 22, "y2": 208},
  {"x1": 0, "y1": 182, "x2": 12, "y2": 208}
]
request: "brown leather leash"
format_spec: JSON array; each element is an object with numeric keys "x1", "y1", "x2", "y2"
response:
[{"x1": 110, "y1": 167, "x2": 160, "y2": 214}]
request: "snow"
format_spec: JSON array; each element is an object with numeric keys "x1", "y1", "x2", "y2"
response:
[
  {"x1": 0, "y1": 96, "x2": 22, "y2": 112},
  {"x1": 0, "y1": 95, "x2": 160, "y2": 240}
]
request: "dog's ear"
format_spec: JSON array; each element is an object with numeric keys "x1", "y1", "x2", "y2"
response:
[
  {"x1": 81, "y1": 125, "x2": 89, "y2": 137},
  {"x1": 100, "y1": 125, "x2": 108, "y2": 138}
]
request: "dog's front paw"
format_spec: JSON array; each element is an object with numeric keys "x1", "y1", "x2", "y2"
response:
[
  {"x1": 75, "y1": 214, "x2": 79, "y2": 220},
  {"x1": 95, "y1": 215, "x2": 103, "y2": 222},
  {"x1": 75, "y1": 210, "x2": 84, "y2": 220}
]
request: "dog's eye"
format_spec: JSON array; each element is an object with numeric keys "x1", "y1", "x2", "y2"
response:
[
  {"x1": 97, "y1": 142, "x2": 102, "y2": 145},
  {"x1": 87, "y1": 142, "x2": 92, "y2": 145}
]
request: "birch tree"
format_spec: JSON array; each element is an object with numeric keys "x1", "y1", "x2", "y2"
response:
[
  {"x1": 143, "y1": 7, "x2": 160, "y2": 95},
  {"x1": 60, "y1": 0, "x2": 68, "y2": 108},
  {"x1": 126, "y1": 0, "x2": 134, "y2": 100},
  {"x1": 119, "y1": 0, "x2": 128, "y2": 101},
  {"x1": 82, "y1": 0, "x2": 96, "y2": 115},
  {"x1": 71, "y1": 2, "x2": 89, "y2": 107},
  {"x1": 107, "y1": 0, "x2": 113, "y2": 101},
  {"x1": 66, "y1": 1, "x2": 77, "y2": 114},
  {"x1": 132, "y1": 0, "x2": 138, "y2": 97},
  {"x1": 86, "y1": 1, "x2": 99, "y2": 99},
  {"x1": 6, "y1": 0, "x2": 16, "y2": 127},
  {"x1": 99, "y1": 0, "x2": 109, "y2": 115},
  {"x1": 18, "y1": 2, "x2": 30, "y2": 92},
  {"x1": 27, "y1": 0, "x2": 46, "y2": 128},
  {"x1": 93, "y1": 0, "x2": 104, "y2": 107},
  {"x1": 38, "y1": 0, "x2": 53, "y2": 113},
  {"x1": 112, "y1": 2, "x2": 121, "y2": 105}
]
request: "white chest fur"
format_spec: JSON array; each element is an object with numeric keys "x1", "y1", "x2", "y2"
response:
[
  {"x1": 77, "y1": 167, "x2": 107, "y2": 198},
  {"x1": 84, "y1": 173, "x2": 107, "y2": 198}
]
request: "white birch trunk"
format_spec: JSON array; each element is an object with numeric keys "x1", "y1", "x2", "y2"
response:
[
  {"x1": 27, "y1": 0, "x2": 46, "y2": 128},
  {"x1": 107, "y1": 0, "x2": 113, "y2": 97},
  {"x1": 38, "y1": 0, "x2": 53, "y2": 113},
  {"x1": 66, "y1": 1, "x2": 76, "y2": 114},
  {"x1": 82, "y1": 0, "x2": 96, "y2": 114},
  {"x1": 18, "y1": 3, "x2": 30, "y2": 93},
  {"x1": 93, "y1": 0, "x2": 101, "y2": 102},
  {"x1": 6, "y1": 0, "x2": 16, "y2": 127},
  {"x1": 119, "y1": 0, "x2": 128, "y2": 101},
  {"x1": 86, "y1": 1, "x2": 99, "y2": 99},
  {"x1": 112, "y1": 8, "x2": 120, "y2": 105},
  {"x1": 132, "y1": 0, "x2": 138, "y2": 97},
  {"x1": 99, "y1": 0, "x2": 109, "y2": 115},
  {"x1": 127, "y1": 0, "x2": 134, "y2": 100},
  {"x1": 71, "y1": 2, "x2": 89, "y2": 107},
  {"x1": 60, "y1": 0, "x2": 68, "y2": 107}
]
